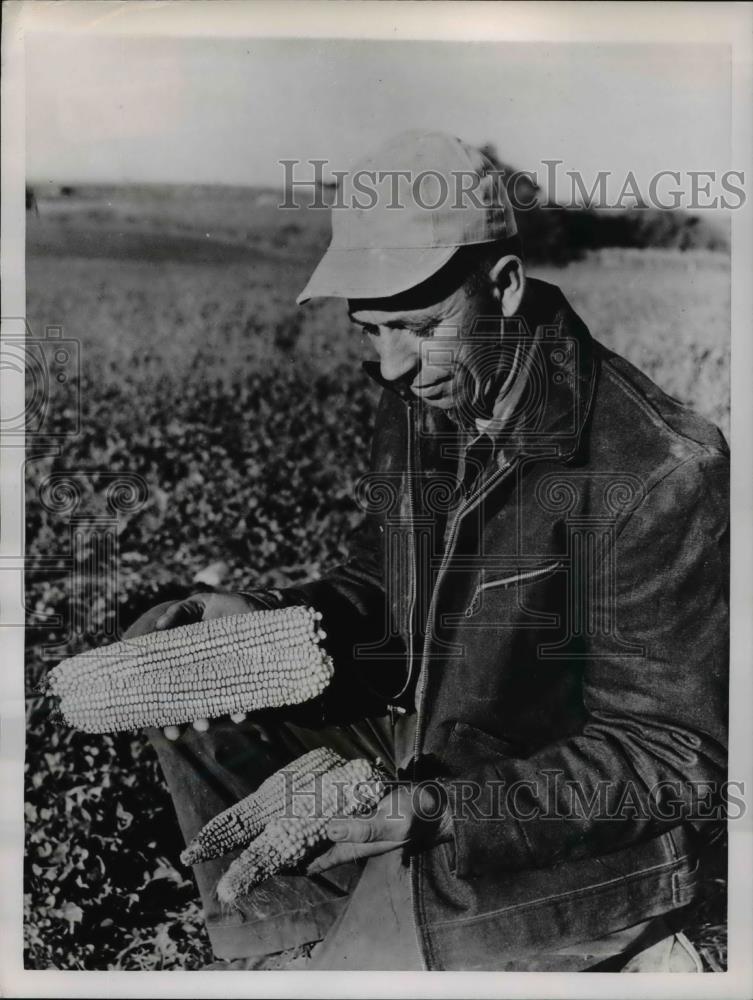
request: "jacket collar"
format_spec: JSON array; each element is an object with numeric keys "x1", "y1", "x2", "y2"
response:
[
  {"x1": 362, "y1": 277, "x2": 598, "y2": 464},
  {"x1": 362, "y1": 359, "x2": 414, "y2": 400},
  {"x1": 500, "y1": 277, "x2": 598, "y2": 463}
]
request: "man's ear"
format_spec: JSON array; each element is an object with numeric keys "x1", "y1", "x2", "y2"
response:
[{"x1": 489, "y1": 254, "x2": 526, "y2": 317}]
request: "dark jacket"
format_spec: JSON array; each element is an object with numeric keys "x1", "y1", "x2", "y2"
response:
[{"x1": 279, "y1": 278, "x2": 729, "y2": 970}]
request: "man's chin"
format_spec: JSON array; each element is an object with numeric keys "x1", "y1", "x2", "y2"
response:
[{"x1": 414, "y1": 393, "x2": 455, "y2": 410}]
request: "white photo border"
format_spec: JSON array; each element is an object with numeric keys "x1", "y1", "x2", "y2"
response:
[{"x1": 2, "y1": 2, "x2": 751, "y2": 997}]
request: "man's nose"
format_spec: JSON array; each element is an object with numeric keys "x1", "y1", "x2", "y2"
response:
[{"x1": 375, "y1": 329, "x2": 420, "y2": 385}]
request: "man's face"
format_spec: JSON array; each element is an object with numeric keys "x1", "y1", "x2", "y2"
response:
[{"x1": 348, "y1": 276, "x2": 501, "y2": 415}]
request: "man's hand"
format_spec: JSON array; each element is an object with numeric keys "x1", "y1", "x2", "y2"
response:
[
  {"x1": 153, "y1": 591, "x2": 258, "y2": 631},
  {"x1": 306, "y1": 782, "x2": 453, "y2": 874},
  {"x1": 124, "y1": 590, "x2": 269, "y2": 739},
  {"x1": 124, "y1": 591, "x2": 264, "y2": 641}
]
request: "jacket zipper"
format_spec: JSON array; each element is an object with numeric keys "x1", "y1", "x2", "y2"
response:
[
  {"x1": 405, "y1": 398, "x2": 417, "y2": 690},
  {"x1": 388, "y1": 398, "x2": 418, "y2": 723},
  {"x1": 465, "y1": 561, "x2": 562, "y2": 617},
  {"x1": 408, "y1": 453, "x2": 518, "y2": 969}
]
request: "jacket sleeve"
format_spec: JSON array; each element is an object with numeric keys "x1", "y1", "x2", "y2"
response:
[
  {"x1": 278, "y1": 520, "x2": 408, "y2": 723},
  {"x1": 244, "y1": 389, "x2": 407, "y2": 723},
  {"x1": 441, "y1": 450, "x2": 729, "y2": 878}
]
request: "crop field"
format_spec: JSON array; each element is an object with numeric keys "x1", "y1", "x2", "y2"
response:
[{"x1": 23, "y1": 187, "x2": 729, "y2": 970}]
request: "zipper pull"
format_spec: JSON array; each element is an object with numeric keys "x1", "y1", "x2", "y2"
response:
[
  {"x1": 388, "y1": 704, "x2": 407, "y2": 727},
  {"x1": 465, "y1": 589, "x2": 481, "y2": 618}
]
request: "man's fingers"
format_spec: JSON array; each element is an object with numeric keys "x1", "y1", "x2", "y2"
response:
[
  {"x1": 326, "y1": 818, "x2": 381, "y2": 844},
  {"x1": 306, "y1": 789, "x2": 415, "y2": 872},
  {"x1": 306, "y1": 839, "x2": 397, "y2": 874},
  {"x1": 155, "y1": 597, "x2": 206, "y2": 630}
]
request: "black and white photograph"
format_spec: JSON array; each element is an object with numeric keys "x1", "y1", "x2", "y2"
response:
[{"x1": 1, "y1": 1, "x2": 752, "y2": 995}]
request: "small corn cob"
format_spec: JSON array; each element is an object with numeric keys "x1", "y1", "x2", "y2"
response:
[
  {"x1": 44, "y1": 607, "x2": 333, "y2": 734},
  {"x1": 181, "y1": 746, "x2": 345, "y2": 865},
  {"x1": 215, "y1": 756, "x2": 387, "y2": 905}
]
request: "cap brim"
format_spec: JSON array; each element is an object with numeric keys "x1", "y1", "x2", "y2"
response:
[{"x1": 296, "y1": 244, "x2": 458, "y2": 304}]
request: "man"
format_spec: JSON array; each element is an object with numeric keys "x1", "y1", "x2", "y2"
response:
[{"x1": 129, "y1": 131, "x2": 727, "y2": 971}]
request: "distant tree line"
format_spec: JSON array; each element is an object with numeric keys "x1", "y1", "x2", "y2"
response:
[{"x1": 479, "y1": 144, "x2": 728, "y2": 265}]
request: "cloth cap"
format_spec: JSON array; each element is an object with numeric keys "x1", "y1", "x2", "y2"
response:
[{"x1": 296, "y1": 130, "x2": 517, "y2": 304}]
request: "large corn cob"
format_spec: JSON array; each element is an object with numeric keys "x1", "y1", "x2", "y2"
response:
[
  {"x1": 214, "y1": 756, "x2": 387, "y2": 905},
  {"x1": 44, "y1": 607, "x2": 333, "y2": 734},
  {"x1": 181, "y1": 746, "x2": 345, "y2": 865}
]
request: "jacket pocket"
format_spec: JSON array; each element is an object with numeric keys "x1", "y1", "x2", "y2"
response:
[
  {"x1": 425, "y1": 825, "x2": 702, "y2": 969},
  {"x1": 671, "y1": 856, "x2": 700, "y2": 907},
  {"x1": 465, "y1": 561, "x2": 562, "y2": 618},
  {"x1": 449, "y1": 719, "x2": 517, "y2": 756},
  {"x1": 444, "y1": 719, "x2": 521, "y2": 774}
]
